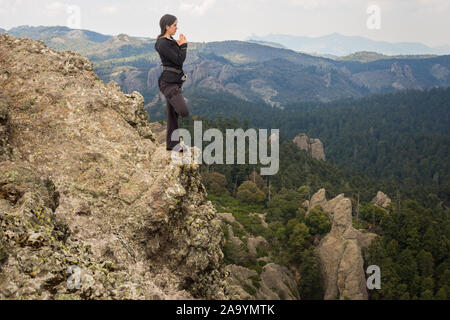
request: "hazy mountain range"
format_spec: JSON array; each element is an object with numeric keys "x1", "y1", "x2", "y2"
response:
[
  {"x1": 246, "y1": 33, "x2": 450, "y2": 56},
  {"x1": 2, "y1": 26, "x2": 449, "y2": 111}
]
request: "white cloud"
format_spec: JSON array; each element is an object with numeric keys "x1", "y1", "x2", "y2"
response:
[
  {"x1": 286, "y1": 0, "x2": 362, "y2": 10},
  {"x1": 179, "y1": 0, "x2": 216, "y2": 16},
  {"x1": 416, "y1": 0, "x2": 450, "y2": 12},
  {"x1": 45, "y1": 1, "x2": 66, "y2": 11},
  {"x1": 102, "y1": 5, "x2": 119, "y2": 15},
  {"x1": 287, "y1": 0, "x2": 320, "y2": 9},
  {"x1": 0, "y1": 0, "x2": 23, "y2": 14},
  {"x1": 43, "y1": 1, "x2": 67, "y2": 17}
]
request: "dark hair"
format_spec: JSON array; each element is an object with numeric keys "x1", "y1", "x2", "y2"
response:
[{"x1": 157, "y1": 14, "x2": 177, "y2": 41}]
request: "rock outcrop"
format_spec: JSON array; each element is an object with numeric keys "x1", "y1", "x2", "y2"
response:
[
  {"x1": 293, "y1": 134, "x2": 326, "y2": 161},
  {"x1": 371, "y1": 191, "x2": 391, "y2": 209},
  {"x1": 311, "y1": 188, "x2": 377, "y2": 300},
  {"x1": 0, "y1": 33, "x2": 231, "y2": 299},
  {"x1": 306, "y1": 188, "x2": 345, "y2": 213},
  {"x1": 110, "y1": 67, "x2": 146, "y2": 93},
  {"x1": 148, "y1": 121, "x2": 167, "y2": 145},
  {"x1": 225, "y1": 263, "x2": 299, "y2": 300}
]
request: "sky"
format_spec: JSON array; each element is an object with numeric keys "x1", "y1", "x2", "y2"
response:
[{"x1": 0, "y1": 0, "x2": 449, "y2": 47}]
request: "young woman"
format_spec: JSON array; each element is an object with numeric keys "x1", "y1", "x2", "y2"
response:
[{"x1": 154, "y1": 14, "x2": 190, "y2": 152}]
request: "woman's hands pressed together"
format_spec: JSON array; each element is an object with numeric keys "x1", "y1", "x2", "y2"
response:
[{"x1": 177, "y1": 34, "x2": 187, "y2": 46}]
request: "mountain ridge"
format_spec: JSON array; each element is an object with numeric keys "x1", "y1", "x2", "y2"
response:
[
  {"x1": 247, "y1": 32, "x2": 450, "y2": 56},
  {"x1": 4, "y1": 26, "x2": 449, "y2": 109}
]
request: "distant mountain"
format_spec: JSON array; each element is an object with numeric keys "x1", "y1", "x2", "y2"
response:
[
  {"x1": 0, "y1": 28, "x2": 6, "y2": 34},
  {"x1": 6, "y1": 26, "x2": 450, "y2": 109},
  {"x1": 337, "y1": 51, "x2": 438, "y2": 63},
  {"x1": 7, "y1": 25, "x2": 154, "y2": 43},
  {"x1": 435, "y1": 44, "x2": 450, "y2": 54},
  {"x1": 7, "y1": 25, "x2": 112, "y2": 42},
  {"x1": 244, "y1": 39, "x2": 287, "y2": 49},
  {"x1": 307, "y1": 52, "x2": 340, "y2": 60},
  {"x1": 246, "y1": 32, "x2": 450, "y2": 56},
  {"x1": 6, "y1": 25, "x2": 156, "y2": 57},
  {"x1": 245, "y1": 38, "x2": 339, "y2": 59},
  {"x1": 5, "y1": 25, "x2": 113, "y2": 54}
]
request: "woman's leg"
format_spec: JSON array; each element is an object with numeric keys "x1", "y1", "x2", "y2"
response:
[
  {"x1": 166, "y1": 99, "x2": 180, "y2": 150},
  {"x1": 166, "y1": 85, "x2": 189, "y2": 118},
  {"x1": 159, "y1": 82, "x2": 190, "y2": 150}
]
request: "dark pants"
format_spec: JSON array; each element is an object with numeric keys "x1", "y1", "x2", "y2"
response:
[{"x1": 158, "y1": 79, "x2": 190, "y2": 150}]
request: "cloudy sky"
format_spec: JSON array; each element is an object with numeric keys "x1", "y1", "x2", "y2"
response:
[{"x1": 0, "y1": 0, "x2": 449, "y2": 47}]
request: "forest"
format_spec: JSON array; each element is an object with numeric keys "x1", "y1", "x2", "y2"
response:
[
  {"x1": 165, "y1": 87, "x2": 449, "y2": 299},
  {"x1": 153, "y1": 86, "x2": 450, "y2": 208}
]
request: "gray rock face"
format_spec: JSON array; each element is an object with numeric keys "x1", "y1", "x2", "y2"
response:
[
  {"x1": 0, "y1": 163, "x2": 165, "y2": 300},
  {"x1": 249, "y1": 79, "x2": 281, "y2": 109},
  {"x1": 308, "y1": 188, "x2": 344, "y2": 213},
  {"x1": 247, "y1": 236, "x2": 269, "y2": 257},
  {"x1": 225, "y1": 265, "x2": 257, "y2": 299},
  {"x1": 310, "y1": 139, "x2": 326, "y2": 161},
  {"x1": 0, "y1": 33, "x2": 232, "y2": 300},
  {"x1": 293, "y1": 134, "x2": 326, "y2": 161},
  {"x1": 108, "y1": 67, "x2": 146, "y2": 93},
  {"x1": 257, "y1": 263, "x2": 299, "y2": 300},
  {"x1": 147, "y1": 65, "x2": 162, "y2": 90},
  {"x1": 371, "y1": 191, "x2": 391, "y2": 209},
  {"x1": 0, "y1": 103, "x2": 11, "y2": 160},
  {"x1": 294, "y1": 134, "x2": 309, "y2": 151},
  {"x1": 312, "y1": 188, "x2": 377, "y2": 300},
  {"x1": 225, "y1": 263, "x2": 300, "y2": 300},
  {"x1": 147, "y1": 121, "x2": 166, "y2": 145},
  {"x1": 217, "y1": 213, "x2": 299, "y2": 300},
  {"x1": 389, "y1": 62, "x2": 421, "y2": 90},
  {"x1": 218, "y1": 64, "x2": 238, "y2": 83},
  {"x1": 192, "y1": 60, "x2": 213, "y2": 84},
  {"x1": 430, "y1": 64, "x2": 450, "y2": 80}
]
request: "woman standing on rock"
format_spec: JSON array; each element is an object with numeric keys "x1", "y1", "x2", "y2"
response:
[{"x1": 155, "y1": 14, "x2": 190, "y2": 152}]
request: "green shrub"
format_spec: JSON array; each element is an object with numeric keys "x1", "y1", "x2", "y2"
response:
[
  {"x1": 249, "y1": 275, "x2": 261, "y2": 289},
  {"x1": 305, "y1": 206, "x2": 331, "y2": 236},
  {"x1": 236, "y1": 181, "x2": 266, "y2": 204}
]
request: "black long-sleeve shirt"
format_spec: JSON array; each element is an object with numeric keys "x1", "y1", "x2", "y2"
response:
[{"x1": 154, "y1": 36, "x2": 188, "y2": 84}]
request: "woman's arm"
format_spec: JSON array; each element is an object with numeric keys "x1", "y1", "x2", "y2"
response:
[{"x1": 157, "y1": 39, "x2": 188, "y2": 66}]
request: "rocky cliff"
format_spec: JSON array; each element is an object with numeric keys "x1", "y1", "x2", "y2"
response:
[
  {"x1": 306, "y1": 188, "x2": 377, "y2": 300},
  {"x1": 0, "y1": 34, "x2": 232, "y2": 299}
]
